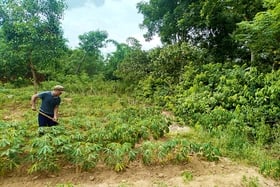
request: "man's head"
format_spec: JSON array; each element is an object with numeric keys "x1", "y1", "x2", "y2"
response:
[{"x1": 53, "y1": 85, "x2": 64, "y2": 96}]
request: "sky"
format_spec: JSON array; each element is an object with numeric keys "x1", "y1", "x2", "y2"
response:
[{"x1": 61, "y1": 0, "x2": 161, "y2": 53}]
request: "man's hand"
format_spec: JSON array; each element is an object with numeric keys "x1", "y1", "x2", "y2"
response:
[
  {"x1": 31, "y1": 94, "x2": 38, "y2": 111},
  {"x1": 31, "y1": 105, "x2": 36, "y2": 111},
  {"x1": 53, "y1": 117, "x2": 58, "y2": 122}
]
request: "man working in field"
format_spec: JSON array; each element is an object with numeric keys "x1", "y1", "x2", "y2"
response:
[{"x1": 31, "y1": 85, "x2": 64, "y2": 136}]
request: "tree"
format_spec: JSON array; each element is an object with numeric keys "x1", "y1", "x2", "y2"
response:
[
  {"x1": 103, "y1": 37, "x2": 144, "y2": 81},
  {"x1": 76, "y1": 30, "x2": 108, "y2": 75},
  {"x1": 137, "y1": 0, "x2": 265, "y2": 61},
  {"x1": 137, "y1": 0, "x2": 185, "y2": 44},
  {"x1": 0, "y1": 0, "x2": 66, "y2": 90},
  {"x1": 148, "y1": 42, "x2": 209, "y2": 85},
  {"x1": 114, "y1": 37, "x2": 150, "y2": 85},
  {"x1": 60, "y1": 31, "x2": 115, "y2": 78},
  {"x1": 234, "y1": 0, "x2": 280, "y2": 68},
  {"x1": 103, "y1": 40, "x2": 131, "y2": 80},
  {"x1": 78, "y1": 30, "x2": 108, "y2": 55},
  {"x1": 200, "y1": 0, "x2": 265, "y2": 61},
  {"x1": 0, "y1": 29, "x2": 12, "y2": 83}
]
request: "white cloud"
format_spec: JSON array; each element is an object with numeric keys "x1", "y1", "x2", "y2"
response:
[{"x1": 61, "y1": 0, "x2": 161, "y2": 52}]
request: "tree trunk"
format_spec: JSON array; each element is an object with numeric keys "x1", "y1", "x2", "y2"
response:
[
  {"x1": 76, "y1": 53, "x2": 86, "y2": 74},
  {"x1": 29, "y1": 62, "x2": 38, "y2": 93},
  {"x1": 250, "y1": 51, "x2": 255, "y2": 63}
]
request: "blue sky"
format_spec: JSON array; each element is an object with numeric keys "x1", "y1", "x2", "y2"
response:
[{"x1": 62, "y1": 0, "x2": 161, "y2": 53}]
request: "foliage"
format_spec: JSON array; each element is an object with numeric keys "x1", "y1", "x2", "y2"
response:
[
  {"x1": 234, "y1": 0, "x2": 280, "y2": 66},
  {"x1": 114, "y1": 45, "x2": 150, "y2": 87},
  {"x1": 27, "y1": 134, "x2": 60, "y2": 174},
  {"x1": 150, "y1": 43, "x2": 208, "y2": 84},
  {"x1": 137, "y1": 0, "x2": 264, "y2": 61},
  {"x1": 78, "y1": 30, "x2": 108, "y2": 55},
  {"x1": 166, "y1": 63, "x2": 279, "y2": 147},
  {"x1": 67, "y1": 141, "x2": 101, "y2": 171},
  {"x1": 140, "y1": 138, "x2": 220, "y2": 166},
  {"x1": 103, "y1": 43, "x2": 131, "y2": 80},
  {"x1": 55, "y1": 183, "x2": 75, "y2": 187},
  {"x1": 0, "y1": 0, "x2": 67, "y2": 87},
  {"x1": 181, "y1": 170, "x2": 193, "y2": 183},
  {"x1": 61, "y1": 49, "x2": 105, "y2": 77},
  {"x1": 241, "y1": 176, "x2": 261, "y2": 187},
  {"x1": 104, "y1": 142, "x2": 135, "y2": 172},
  {"x1": 137, "y1": 60, "x2": 279, "y2": 179},
  {"x1": 136, "y1": 42, "x2": 210, "y2": 106},
  {"x1": 73, "y1": 30, "x2": 108, "y2": 76},
  {"x1": 260, "y1": 160, "x2": 280, "y2": 179},
  {"x1": 0, "y1": 122, "x2": 25, "y2": 175}
]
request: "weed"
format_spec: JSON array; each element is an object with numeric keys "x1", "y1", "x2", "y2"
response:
[
  {"x1": 118, "y1": 180, "x2": 133, "y2": 187},
  {"x1": 181, "y1": 170, "x2": 193, "y2": 183},
  {"x1": 152, "y1": 180, "x2": 169, "y2": 187},
  {"x1": 241, "y1": 176, "x2": 260, "y2": 187}
]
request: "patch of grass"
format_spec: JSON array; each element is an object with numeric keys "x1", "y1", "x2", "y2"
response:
[
  {"x1": 46, "y1": 182, "x2": 76, "y2": 187},
  {"x1": 241, "y1": 176, "x2": 260, "y2": 187},
  {"x1": 118, "y1": 180, "x2": 133, "y2": 187},
  {"x1": 180, "y1": 123, "x2": 280, "y2": 180},
  {"x1": 181, "y1": 170, "x2": 193, "y2": 183},
  {"x1": 152, "y1": 180, "x2": 169, "y2": 187}
]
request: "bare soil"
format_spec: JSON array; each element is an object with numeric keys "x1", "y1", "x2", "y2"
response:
[{"x1": 0, "y1": 155, "x2": 278, "y2": 187}]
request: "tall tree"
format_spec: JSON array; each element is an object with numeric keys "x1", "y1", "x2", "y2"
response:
[
  {"x1": 78, "y1": 30, "x2": 108, "y2": 55},
  {"x1": 0, "y1": 0, "x2": 66, "y2": 91},
  {"x1": 103, "y1": 40, "x2": 131, "y2": 80},
  {"x1": 234, "y1": 0, "x2": 280, "y2": 68},
  {"x1": 137, "y1": 0, "x2": 265, "y2": 61},
  {"x1": 76, "y1": 30, "x2": 108, "y2": 75},
  {"x1": 114, "y1": 37, "x2": 150, "y2": 85},
  {"x1": 137, "y1": 0, "x2": 183, "y2": 44},
  {"x1": 200, "y1": 0, "x2": 265, "y2": 61}
]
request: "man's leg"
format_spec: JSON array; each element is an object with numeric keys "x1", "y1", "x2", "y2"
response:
[
  {"x1": 38, "y1": 112, "x2": 58, "y2": 136},
  {"x1": 38, "y1": 113, "x2": 48, "y2": 136}
]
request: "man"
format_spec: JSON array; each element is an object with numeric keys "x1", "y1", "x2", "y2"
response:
[{"x1": 31, "y1": 85, "x2": 64, "y2": 136}]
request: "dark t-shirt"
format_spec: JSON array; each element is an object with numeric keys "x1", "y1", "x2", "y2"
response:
[{"x1": 38, "y1": 91, "x2": 61, "y2": 115}]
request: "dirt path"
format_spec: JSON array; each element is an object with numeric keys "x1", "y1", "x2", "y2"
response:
[{"x1": 1, "y1": 155, "x2": 278, "y2": 187}]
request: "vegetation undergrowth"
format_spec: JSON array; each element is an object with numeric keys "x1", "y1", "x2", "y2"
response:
[
  {"x1": 188, "y1": 125, "x2": 280, "y2": 180},
  {"x1": 143, "y1": 63, "x2": 280, "y2": 180}
]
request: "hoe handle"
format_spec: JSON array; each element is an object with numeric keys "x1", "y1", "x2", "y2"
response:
[{"x1": 38, "y1": 111, "x2": 57, "y2": 122}]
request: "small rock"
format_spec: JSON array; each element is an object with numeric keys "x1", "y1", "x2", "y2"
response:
[
  {"x1": 32, "y1": 176, "x2": 39, "y2": 180},
  {"x1": 89, "y1": 176, "x2": 95, "y2": 181},
  {"x1": 48, "y1": 174, "x2": 56, "y2": 178},
  {"x1": 7, "y1": 95, "x2": 14, "y2": 99},
  {"x1": 158, "y1": 173, "x2": 165, "y2": 178}
]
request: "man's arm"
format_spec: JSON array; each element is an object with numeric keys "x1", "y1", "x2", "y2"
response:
[
  {"x1": 31, "y1": 94, "x2": 39, "y2": 111},
  {"x1": 53, "y1": 105, "x2": 59, "y2": 121}
]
